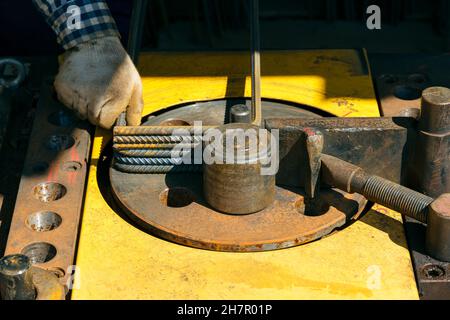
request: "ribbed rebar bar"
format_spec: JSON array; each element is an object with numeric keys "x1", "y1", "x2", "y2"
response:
[
  {"x1": 113, "y1": 126, "x2": 214, "y2": 136},
  {"x1": 113, "y1": 143, "x2": 201, "y2": 150},
  {"x1": 113, "y1": 135, "x2": 203, "y2": 144},
  {"x1": 114, "y1": 149, "x2": 193, "y2": 158},
  {"x1": 115, "y1": 157, "x2": 192, "y2": 166},
  {"x1": 113, "y1": 163, "x2": 202, "y2": 173}
]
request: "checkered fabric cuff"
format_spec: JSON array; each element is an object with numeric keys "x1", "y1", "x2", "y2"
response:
[{"x1": 33, "y1": 0, "x2": 120, "y2": 50}]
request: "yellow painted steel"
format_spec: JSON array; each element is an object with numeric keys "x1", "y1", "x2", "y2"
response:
[{"x1": 71, "y1": 50, "x2": 418, "y2": 299}]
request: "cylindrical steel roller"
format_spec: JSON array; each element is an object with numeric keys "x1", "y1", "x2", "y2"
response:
[{"x1": 203, "y1": 123, "x2": 275, "y2": 214}]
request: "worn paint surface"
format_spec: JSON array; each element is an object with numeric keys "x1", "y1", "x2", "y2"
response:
[{"x1": 71, "y1": 50, "x2": 418, "y2": 299}]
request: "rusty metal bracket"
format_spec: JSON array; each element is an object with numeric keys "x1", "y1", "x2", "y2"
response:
[
  {"x1": 2, "y1": 81, "x2": 91, "y2": 298},
  {"x1": 265, "y1": 116, "x2": 416, "y2": 188}
]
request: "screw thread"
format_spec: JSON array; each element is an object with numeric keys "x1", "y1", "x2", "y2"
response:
[{"x1": 363, "y1": 176, "x2": 433, "y2": 223}]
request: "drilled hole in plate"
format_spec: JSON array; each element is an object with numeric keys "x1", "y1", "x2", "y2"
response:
[
  {"x1": 32, "y1": 162, "x2": 49, "y2": 174},
  {"x1": 48, "y1": 110, "x2": 77, "y2": 127},
  {"x1": 158, "y1": 118, "x2": 191, "y2": 126},
  {"x1": 62, "y1": 161, "x2": 82, "y2": 172},
  {"x1": 295, "y1": 196, "x2": 329, "y2": 216},
  {"x1": 45, "y1": 135, "x2": 75, "y2": 151},
  {"x1": 26, "y1": 211, "x2": 62, "y2": 232},
  {"x1": 393, "y1": 85, "x2": 422, "y2": 100},
  {"x1": 379, "y1": 74, "x2": 398, "y2": 84},
  {"x1": 422, "y1": 264, "x2": 446, "y2": 279},
  {"x1": 160, "y1": 187, "x2": 195, "y2": 208},
  {"x1": 48, "y1": 267, "x2": 65, "y2": 278},
  {"x1": 21, "y1": 242, "x2": 57, "y2": 264},
  {"x1": 408, "y1": 73, "x2": 427, "y2": 84},
  {"x1": 33, "y1": 182, "x2": 66, "y2": 202}
]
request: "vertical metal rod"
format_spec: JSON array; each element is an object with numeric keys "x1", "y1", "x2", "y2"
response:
[
  {"x1": 117, "y1": 0, "x2": 149, "y2": 127},
  {"x1": 250, "y1": 0, "x2": 262, "y2": 126},
  {"x1": 127, "y1": 0, "x2": 149, "y2": 65}
]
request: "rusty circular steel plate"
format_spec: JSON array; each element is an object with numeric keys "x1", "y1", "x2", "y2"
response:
[{"x1": 110, "y1": 99, "x2": 367, "y2": 252}]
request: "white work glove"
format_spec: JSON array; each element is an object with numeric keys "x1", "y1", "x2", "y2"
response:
[{"x1": 54, "y1": 36, "x2": 143, "y2": 129}]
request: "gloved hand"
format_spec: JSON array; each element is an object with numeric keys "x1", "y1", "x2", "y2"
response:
[{"x1": 54, "y1": 36, "x2": 143, "y2": 129}]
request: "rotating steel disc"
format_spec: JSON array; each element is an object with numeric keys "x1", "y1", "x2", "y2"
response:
[{"x1": 109, "y1": 99, "x2": 367, "y2": 251}]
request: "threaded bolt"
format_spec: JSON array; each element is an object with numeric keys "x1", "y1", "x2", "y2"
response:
[
  {"x1": 363, "y1": 176, "x2": 433, "y2": 223},
  {"x1": 321, "y1": 154, "x2": 434, "y2": 223}
]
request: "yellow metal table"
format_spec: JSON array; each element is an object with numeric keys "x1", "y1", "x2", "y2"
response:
[{"x1": 71, "y1": 50, "x2": 418, "y2": 299}]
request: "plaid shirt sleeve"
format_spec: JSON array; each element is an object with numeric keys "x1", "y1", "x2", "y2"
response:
[{"x1": 32, "y1": 0, "x2": 120, "y2": 50}]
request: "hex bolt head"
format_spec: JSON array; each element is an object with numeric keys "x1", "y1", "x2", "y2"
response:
[
  {"x1": 425, "y1": 193, "x2": 450, "y2": 262},
  {"x1": 0, "y1": 254, "x2": 36, "y2": 300}
]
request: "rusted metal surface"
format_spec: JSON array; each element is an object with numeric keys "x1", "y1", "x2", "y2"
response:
[
  {"x1": 425, "y1": 194, "x2": 450, "y2": 262},
  {"x1": 411, "y1": 87, "x2": 450, "y2": 198},
  {"x1": 109, "y1": 99, "x2": 366, "y2": 251},
  {"x1": 111, "y1": 167, "x2": 366, "y2": 251},
  {"x1": 29, "y1": 266, "x2": 65, "y2": 300},
  {"x1": 403, "y1": 215, "x2": 450, "y2": 300},
  {"x1": 370, "y1": 54, "x2": 450, "y2": 299},
  {"x1": 0, "y1": 253, "x2": 64, "y2": 300},
  {"x1": 304, "y1": 129, "x2": 324, "y2": 198},
  {"x1": 3, "y1": 82, "x2": 91, "y2": 294}
]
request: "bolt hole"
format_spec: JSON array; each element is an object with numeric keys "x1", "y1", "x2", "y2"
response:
[
  {"x1": 48, "y1": 267, "x2": 65, "y2": 278},
  {"x1": 295, "y1": 196, "x2": 329, "y2": 216},
  {"x1": 48, "y1": 110, "x2": 77, "y2": 127},
  {"x1": 32, "y1": 162, "x2": 49, "y2": 174},
  {"x1": 159, "y1": 187, "x2": 195, "y2": 208},
  {"x1": 45, "y1": 135, "x2": 75, "y2": 151},
  {"x1": 33, "y1": 182, "x2": 66, "y2": 202},
  {"x1": 408, "y1": 73, "x2": 427, "y2": 84},
  {"x1": 21, "y1": 242, "x2": 57, "y2": 264},
  {"x1": 393, "y1": 85, "x2": 422, "y2": 100},
  {"x1": 379, "y1": 74, "x2": 398, "y2": 84},
  {"x1": 26, "y1": 211, "x2": 62, "y2": 232},
  {"x1": 62, "y1": 161, "x2": 82, "y2": 172},
  {"x1": 159, "y1": 119, "x2": 191, "y2": 126},
  {"x1": 422, "y1": 264, "x2": 445, "y2": 279}
]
